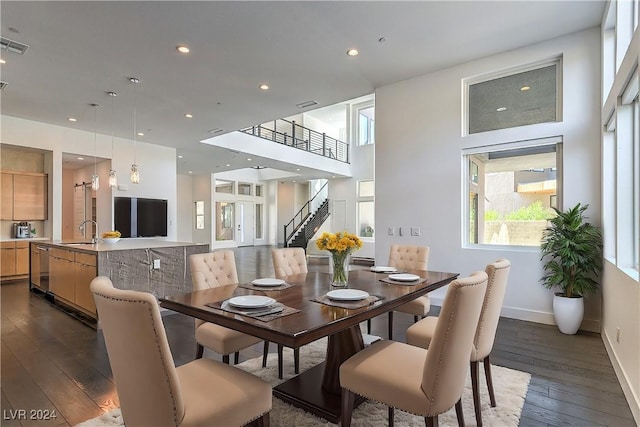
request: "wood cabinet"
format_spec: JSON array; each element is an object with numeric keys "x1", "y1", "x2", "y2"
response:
[
  {"x1": 1, "y1": 242, "x2": 17, "y2": 276},
  {"x1": 0, "y1": 241, "x2": 30, "y2": 279},
  {"x1": 1, "y1": 171, "x2": 48, "y2": 220},
  {"x1": 1, "y1": 173, "x2": 14, "y2": 220},
  {"x1": 49, "y1": 247, "x2": 97, "y2": 316},
  {"x1": 15, "y1": 241, "x2": 29, "y2": 275}
]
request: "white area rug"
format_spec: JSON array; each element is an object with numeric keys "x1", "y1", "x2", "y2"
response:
[{"x1": 76, "y1": 339, "x2": 530, "y2": 426}]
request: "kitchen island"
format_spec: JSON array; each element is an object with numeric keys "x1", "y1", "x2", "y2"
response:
[{"x1": 30, "y1": 239, "x2": 209, "y2": 321}]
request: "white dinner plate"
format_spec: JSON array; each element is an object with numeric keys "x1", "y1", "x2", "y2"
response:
[
  {"x1": 326, "y1": 289, "x2": 370, "y2": 301},
  {"x1": 370, "y1": 266, "x2": 398, "y2": 273},
  {"x1": 251, "y1": 278, "x2": 286, "y2": 287},
  {"x1": 388, "y1": 273, "x2": 421, "y2": 282},
  {"x1": 228, "y1": 295, "x2": 276, "y2": 308}
]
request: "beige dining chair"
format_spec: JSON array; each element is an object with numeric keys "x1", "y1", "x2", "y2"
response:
[
  {"x1": 268, "y1": 247, "x2": 308, "y2": 378},
  {"x1": 91, "y1": 276, "x2": 271, "y2": 427},
  {"x1": 340, "y1": 271, "x2": 489, "y2": 427},
  {"x1": 368, "y1": 244, "x2": 431, "y2": 340},
  {"x1": 406, "y1": 258, "x2": 511, "y2": 427},
  {"x1": 190, "y1": 251, "x2": 272, "y2": 368}
]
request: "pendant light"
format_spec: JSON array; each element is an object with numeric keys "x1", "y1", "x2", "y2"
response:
[
  {"x1": 130, "y1": 77, "x2": 140, "y2": 184},
  {"x1": 107, "y1": 91, "x2": 118, "y2": 188},
  {"x1": 90, "y1": 103, "x2": 100, "y2": 191}
]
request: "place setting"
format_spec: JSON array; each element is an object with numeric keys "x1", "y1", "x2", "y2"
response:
[
  {"x1": 312, "y1": 288, "x2": 384, "y2": 309},
  {"x1": 379, "y1": 272, "x2": 427, "y2": 286},
  {"x1": 207, "y1": 295, "x2": 300, "y2": 322},
  {"x1": 239, "y1": 278, "x2": 294, "y2": 291}
]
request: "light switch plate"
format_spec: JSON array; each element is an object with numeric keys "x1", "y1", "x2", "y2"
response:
[
  {"x1": 153, "y1": 259, "x2": 161, "y2": 269},
  {"x1": 411, "y1": 227, "x2": 420, "y2": 236},
  {"x1": 398, "y1": 227, "x2": 403, "y2": 236},
  {"x1": 388, "y1": 227, "x2": 394, "y2": 236}
]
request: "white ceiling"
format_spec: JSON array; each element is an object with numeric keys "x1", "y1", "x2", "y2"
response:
[{"x1": 0, "y1": 1, "x2": 605, "y2": 177}]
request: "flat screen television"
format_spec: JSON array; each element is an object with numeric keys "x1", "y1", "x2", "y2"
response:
[{"x1": 114, "y1": 197, "x2": 168, "y2": 238}]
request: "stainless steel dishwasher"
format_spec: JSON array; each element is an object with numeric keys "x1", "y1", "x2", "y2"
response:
[{"x1": 33, "y1": 245, "x2": 50, "y2": 292}]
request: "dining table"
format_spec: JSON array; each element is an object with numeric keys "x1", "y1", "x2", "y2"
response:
[{"x1": 159, "y1": 268, "x2": 459, "y2": 423}]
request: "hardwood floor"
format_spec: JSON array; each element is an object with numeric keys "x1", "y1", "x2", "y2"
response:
[{"x1": 1, "y1": 245, "x2": 635, "y2": 426}]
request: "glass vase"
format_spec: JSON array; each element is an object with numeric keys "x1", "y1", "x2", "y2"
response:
[{"x1": 330, "y1": 252, "x2": 350, "y2": 287}]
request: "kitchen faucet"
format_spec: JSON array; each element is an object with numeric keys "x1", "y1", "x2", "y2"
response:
[{"x1": 79, "y1": 219, "x2": 99, "y2": 244}]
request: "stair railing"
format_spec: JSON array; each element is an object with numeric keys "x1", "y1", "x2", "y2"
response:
[{"x1": 284, "y1": 181, "x2": 329, "y2": 246}]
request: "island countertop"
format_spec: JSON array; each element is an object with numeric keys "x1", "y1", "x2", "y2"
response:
[{"x1": 34, "y1": 239, "x2": 208, "y2": 253}]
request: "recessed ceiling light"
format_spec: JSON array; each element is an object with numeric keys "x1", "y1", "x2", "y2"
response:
[
  {"x1": 496, "y1": 107, "x2": 507, "y2": 112},
  {"x1": 520, "y1": 86, "x2": 531, "y2": 91},
  {"x1": 68, "y1": 117, "x2": 77, "y2": 122},
  {"x1": 184, "y1": 113, "x2": 193, "y2": 118},
  {"x1": 176, "y1": 45, "x2": 190, "y2": 54},
  {"x1": 188, "y1": 170, "x2": 193, "y2": 174},
  {"x1": 0, "y1": 59, "x2": 5, "y2": 64},
  {"x1": 259, "y1": 84, "x2": 269, "y2": 90},
  {"x1": 178, "y1": 155, "x2": 183, "y2": 159},
  {"x1": 247, "y1": 158, "x2": 252, "y2": 161},
  {"x1": 296, "y1": 168, "x2": 300, "y2": 171},
  {"x1": 137, "y1": 132, "x2": 144, "y2": 136},
  {"x1": 226, "y1": 164, "x2": 230, "y2": 167},
  {"x1": 292, "y1": 180, "x2": 296, "y2": 183},
  {"x1": 77, "y1": 157, "x2": 84, "y2": 160},
  {"x1": 346, "y1": 48, "x2": 359, "y2": 56}
]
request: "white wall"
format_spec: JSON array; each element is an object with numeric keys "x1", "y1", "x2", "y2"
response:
[
  {"x1": 0, "y1": 115, "x2": 178, "y2": 240},
  {"x1": 375, "y1": 28, "x2": 602, "y2": 330},
  {"x1": 176, "y1": 174, "x2": 194, "y2": 242}
]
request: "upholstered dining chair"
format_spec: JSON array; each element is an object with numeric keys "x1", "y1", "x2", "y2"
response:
[
  {"x1": 368, "y1": 244, "x2": 431, "y2": 340},
  {"x1": 406, "y1": 258, "x2": 511, "y2": 427},
  {"x1": 268, "y1": 247, "x2": 308, "y2": 378},
  {"x1": 91, "y1": 276, "x2": 271, "y2": 427},
  {"x1": 190, "y1": 251, "x2": 272, "y2": 368},
  {"x1": 340, "y1": 271, "x2": 489, "y2": 427}
]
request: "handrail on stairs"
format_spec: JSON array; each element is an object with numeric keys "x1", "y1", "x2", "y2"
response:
[{"x1": 284, "y1": 181, "x2": 329, "y2": 246}]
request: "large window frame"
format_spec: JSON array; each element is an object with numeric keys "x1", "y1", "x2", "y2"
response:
[
  {"x1": 356, "y1": 180, "x2": 375, "y2": 238},
  {"x1": 463, "y1": 137, "x2": 563, "y2": 249},
  {"x1": 464, "y1": 57, "x2": 563, "y2": 136},
  {"x1": 352, "y1": 100, "x2": 375, "y2": 146}
]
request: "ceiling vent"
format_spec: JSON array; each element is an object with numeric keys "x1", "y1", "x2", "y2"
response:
[
  {"x1": 0, "y1": 37, "x2": 29, "y2": 54},
  {"x1": 207, "y1": 128, "x2": 224, "y2": 134},
  {"x1": 296, "y1": 100, "x2": 318, "y2": 109},
  {"x1": 0, "y1": 81, "x2": 7, "y2": 91}
]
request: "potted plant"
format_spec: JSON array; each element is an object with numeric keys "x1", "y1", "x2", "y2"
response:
[{"x1": 540, "y1": 203, "x2": 603, "y2": 334}]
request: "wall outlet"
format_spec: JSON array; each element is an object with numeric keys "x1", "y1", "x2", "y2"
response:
[
  {"x1": 388, "y1": 227, "x2": 394, "y2": 236},
  {"x1": 410, "y1": 227, "x2": 420, "y2": 236},
  {"x1": 616, "y1": 326, "x2": 620, "y2": 343},
  {"x1": 153, "y1": 259, "x2": 161, "y2": 270}
]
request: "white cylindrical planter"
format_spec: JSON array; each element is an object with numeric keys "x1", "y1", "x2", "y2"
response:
[{"x1": 553, "y1": 293, "x2": 584, "y2": 334}]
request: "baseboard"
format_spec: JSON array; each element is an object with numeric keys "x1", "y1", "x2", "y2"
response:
[
  {"x1": 602, "y1": 328, "x2": 640, "y2": 425},
  {"x1": 429, "y1": 297, "x2": 600, "y2": 332}
]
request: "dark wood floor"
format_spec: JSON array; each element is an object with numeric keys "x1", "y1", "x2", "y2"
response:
[{"x1": 1, "y1": 246, "x2": 635, "y2": 426}]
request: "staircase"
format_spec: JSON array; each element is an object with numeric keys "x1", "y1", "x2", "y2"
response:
[
  {"x1": 284, "y1": 182, "x2": 330, "y2": 249},
  {"x1": 287, "y1": 199, "x2": 330, "y2": 249}
]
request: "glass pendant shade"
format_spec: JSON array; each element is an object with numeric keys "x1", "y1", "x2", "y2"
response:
[
  {"x1": 108, "y1": 169, "x2": 117, "y2": 187},
  {"x1": 130, "y1": 164, "x2": 140, "y2": 184},
  {"x1": 91, "y1": 174, "x2": 100, "y2": 191}
]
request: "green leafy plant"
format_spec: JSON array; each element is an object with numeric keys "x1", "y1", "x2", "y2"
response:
[
  {"x1": 484, "y1": 209, "x2": 501, "y2": 221},
  {"x1": 540, "y1": 203, "x2": 603, "y2": 297}
]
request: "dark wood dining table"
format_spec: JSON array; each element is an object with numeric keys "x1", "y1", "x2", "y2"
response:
[{"x1": 159, "y1": 269, "x2": 458, "y2": 423}]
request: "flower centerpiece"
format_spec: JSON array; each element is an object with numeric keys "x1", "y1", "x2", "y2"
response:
[{"x1": 316, "y1": 231, "x2": 362, "y2": 287}]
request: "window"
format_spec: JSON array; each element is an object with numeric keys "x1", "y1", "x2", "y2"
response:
[
  {"x1": 255, "y1": 184, "x2": 264, "y2": 197},
  {"x1": 215, "y1": 180, "x2": 234, "y2": 194},
  {"x1": 466, "y1": 59, "x2": 561, "y2": 134},
  {"x1": 195, "y1": 201, "x2": 204, "y2": 230},
  {"x1": 255, "y1": 203, "x2": 263, "y2": 239},
  {"x1": 215, "y1": 202, "x2": 234, "y2": 241},
  {"x1": 353, "y1": 101, "x2": 375, "y2": 146},
  {"x1": 357, "y1": 180, "x2": 375, "y2": 238},
  {"x1": 238, "y1": 182, "x2": 252, "y2": 196},
  {"x1": 464, "y1": 138, "x2": 562, "y2": 247}
]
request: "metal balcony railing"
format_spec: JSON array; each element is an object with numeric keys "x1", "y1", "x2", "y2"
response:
[{"x1": 241, "y1": 118, "x2": 350, "y2": 163}]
